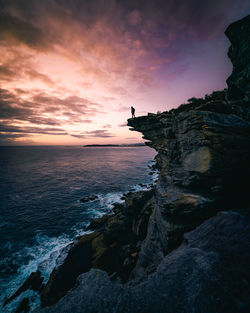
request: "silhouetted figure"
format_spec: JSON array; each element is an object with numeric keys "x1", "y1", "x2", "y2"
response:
[{"x1": 131, "y1": 106, "x2": 135, "y2": 118}]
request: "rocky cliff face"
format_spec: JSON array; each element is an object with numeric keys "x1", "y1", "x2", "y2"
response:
[
  {"x1": 34, "y1": 210, "x2": 250, "y2": 313},
  {"x1": 127, "y1": 95, "x2": 250, "y2": 280},
  {"x1": 126, "y1": 14, "x2": 250, "y2": 281},
  {"x1": 5, "y1": 15, "x2": 250, "y2": 313},
  {"x1": 226, "y1": 15, "x2": 250, "y2": 101}
]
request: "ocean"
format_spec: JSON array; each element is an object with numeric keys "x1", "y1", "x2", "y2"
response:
[{"x1": 0, "y1": 145, "x2": 156, "y2": 312}]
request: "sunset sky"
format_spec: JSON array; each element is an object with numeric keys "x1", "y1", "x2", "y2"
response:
[{"x1": 0, "y1": 0, "x2": 249, "y2": 145}]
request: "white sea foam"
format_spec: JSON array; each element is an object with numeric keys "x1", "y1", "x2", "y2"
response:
[
  {"x1": 0, "y1": 233, "x2": 73, "y2": 313},
  {"x1": 1, "y1": 158, "x2": 159, "y2": 312}
]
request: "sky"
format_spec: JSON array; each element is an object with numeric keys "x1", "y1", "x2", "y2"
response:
[{"x1": 0, "y1": 0, "x2": 249, "y2": 145}]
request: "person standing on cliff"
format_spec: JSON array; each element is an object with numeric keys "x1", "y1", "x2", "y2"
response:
[{"x1": 131, "y1": 106, "x2": 135, "y2": 118}]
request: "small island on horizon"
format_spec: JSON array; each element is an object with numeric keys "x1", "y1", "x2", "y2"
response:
[{"x1": 1, "y1": 7, "x2": 249, "y2": 313}]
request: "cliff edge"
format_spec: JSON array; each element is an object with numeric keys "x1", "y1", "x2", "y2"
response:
[{"x1": 4, "y1": 15, "x2": 250, "y2": 313}]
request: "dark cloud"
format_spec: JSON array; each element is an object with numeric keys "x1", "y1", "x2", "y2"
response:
[
  {"x1": 0, "y1": 11, "x2": 48, "y2": 49},
  {"x1": 0, "y1": 124, "x2": 67, "y2": 135},
  {"x1": 0, "y1": 65, "x2": 16, "y2": 81},
  {"x1": 0, "y1": 133, "x2": 34, "y2": 145},
  {"x1": 71, "y1": 129, "x2": 115, "y2": 139},
  {"x1": 70, "y1": 134, "x2": 86, "y2": 139},
  {"x1": 0, "y1": 54, "x2": 55, "y2": 86},
  {"x1": 25, "y1": 70, "x2": 55, "y2": 86},
  {"x1": 85, "y1": 130, "x2": 114, "y2": 137},
  {"x1": 1, "y1": 0, "x2": 248, "y2": 54},
  {"x1": 0, "y1": 0, "x2": 249, "y2": 145},
  {"x1": 0, "y1": 87, "x2": 104, "y2": 143},
  {"x1": 0, "y1": 88, "x2": 100, "y2": 126},
  {"x1": 0, "y1": 133, "x2": 29, "y2": 138}
]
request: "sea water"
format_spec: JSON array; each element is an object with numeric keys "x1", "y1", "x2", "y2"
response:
[{"x1": 0, "y1": 146, "x2": 156, "y2": 312}]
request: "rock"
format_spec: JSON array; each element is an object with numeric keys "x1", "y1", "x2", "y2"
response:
[
  {"x1": 21, "y1": 16, "x2": 250, "y2": 312},
  {"x1": 4, "y1": 270, "x2": 43, "y2": 306},
  {"x1": 40, "y1": 189, "x2": 155, "y2": 307},
  {"x1": 225, "y1": 15, "x2": 250, "y2": 101},
  {"x1": 80, "y1": 195, "x2": 98, "y2": 203},
  {"x1": 126, "y1": 15, "x2": 250, "y2": 279},
  {"x1": 34, "y1": 211, "x2": 250, "y2": 313},
  {"x1": 86, "y1": 215, "x2": 109, "y2": 231},
  {"x1": 129, "y1": 188, "x2": 136, "y2": 192},
  {"x1": 41, "y1": 231, "x2": 100, "y2": 307},
  {"x1": 15, "y1": 297, "x2": 30, "y2": 313},
  {"x1": 112, "y1": 202, "x2": 125, "y2": 213}
]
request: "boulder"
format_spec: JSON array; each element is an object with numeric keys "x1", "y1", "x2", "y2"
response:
[
  {"x1": 80, "y1": 195, "x2": 98, "y2": 203},
  {"x1": 40, "y1": 189, "x2": 155, "y2": 307},
  {"x1": 15, "y1": 297, "x2": 30, "y2": 313},
  {"x1": 4, "y1": 270, "x2": 44, "y2": 306}
]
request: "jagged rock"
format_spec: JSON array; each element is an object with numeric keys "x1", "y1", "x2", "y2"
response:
[
  {"x1": 15, "y1": 298, "x2": 30, "y2": 313},
  {"x1": 80, "y1": 195, "x2": 98, "y2": 203},
  {"x1": 4, "y1": 270, "x2": 44, "y2": 306},
  {"x1": 127, "y1": 104, "x2": 250, "y2": 276},
  {"x1": 225, "y1": 15, "x2": 250, "y2": 101},
  {"x1": 40, "y1": 190, "x2": 155, "y2": 307},
  {"x1": 27, "y1": 16, "x2": 250, "y2": 312},
  {"x1": 86, "y1": 215, "x2": 109, "y2": 231},
  {"x1": 34, "y1": 211, "x2": 250, "y2": 313},
  {"x1": 126, "y1": 16, "x2": 250, "y2": 279}
]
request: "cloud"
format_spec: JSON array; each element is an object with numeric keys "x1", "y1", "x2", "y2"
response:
[
  {"x1": 102, "y1": 124, "x2": 112, "y2": 128},
  {"x1": 0, "y1": 124, "x2": 67, "y2": 135},
  {"x1": 25, "y1": 69, "x2": 55, "y2": 86},
  {"x1": 0, "y1": 11, "x2": 48, "y2": 49},
  {"x1": 71, "y1": 129, "x2": 115, "y2": 139},
  {"x1": 0, "y1": 132, "x2": 34, "y2": 145},
  {"x1": 118, "y1": 122, "x2": 128, "y2": 127},
  {"x1": 1, "y1": 0, "x2": 249, "y2": 145},
  {"x1": 2, "y1": 0, "x2": 239, "y2": 93},
  {"x1": 0, "y1": 88, "x2": 101, "y2": 125}
]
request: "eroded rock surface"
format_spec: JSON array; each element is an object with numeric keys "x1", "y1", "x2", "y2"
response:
[
  {"x1": 40, "y1": 189, "x2": 155, "y2": 306},
  {"x1": 226, "y1": 15, "x2": 250, "y2": 101},
  {"x1": 8, "y1": 15, "x2": 250, "y2": 313},
  {"x1": 35, "y1": 211, "x2": 250, "y2": 313}
]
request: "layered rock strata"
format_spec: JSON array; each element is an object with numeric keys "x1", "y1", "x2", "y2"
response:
[
  {"x1": 35, "y1": 210, "x2": 250, "y2": 313},
  {"x1": 37, "y1": 14, "x2": 249, "y2": 310},
  {"x1": 226, "y1": 15, "x2": 250, "y2": 101},
  {"x1": 40, "y1": 189, "x2": 155, "y2": 306},
  {"x1": 4, "y1": 15, "x2": 250, "y2": 313}
]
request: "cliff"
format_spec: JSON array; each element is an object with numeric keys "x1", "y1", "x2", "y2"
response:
[
  {"x1": 225, "y1": 15, "x2": 250, "y2": 101},
  {"x1": 4, "y1": 15, "x2": 250, "y2": 313}
]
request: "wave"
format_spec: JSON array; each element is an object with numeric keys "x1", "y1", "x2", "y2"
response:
[{"x1": 0, "y1": 160, "x2": 158, "y2": 312}]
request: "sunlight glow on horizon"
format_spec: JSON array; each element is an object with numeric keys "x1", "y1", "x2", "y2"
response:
[{"x1": 0, "y1": 0, "x2": 249, "y2": 145}]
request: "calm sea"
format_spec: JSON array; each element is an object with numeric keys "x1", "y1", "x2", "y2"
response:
[{"x1": 0, "y1": 146, "x2": 156, "y2": 312}]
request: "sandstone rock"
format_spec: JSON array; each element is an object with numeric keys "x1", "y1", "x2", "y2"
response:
[
  {"x1": 40, "y1": 189, "x2": 155, "y2": 307},
  {"x1": 34, "y1": 211, "x2": 250, "y2": 313},
  {"x1": 24, "y1": 16, "x2": 250, "y2": 312},
  {"x1": 126, "y1": 16, "x2": 250, "y2": 279}
]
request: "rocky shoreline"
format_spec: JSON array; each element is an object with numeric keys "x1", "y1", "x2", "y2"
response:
[{"x1": 3, "y1": 15, "x2": 250, "y2": 313}]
